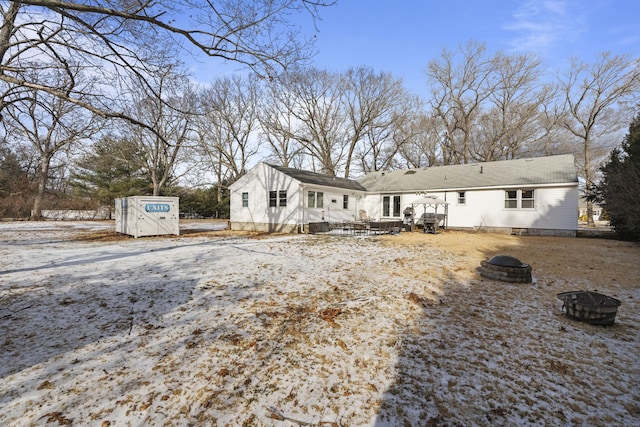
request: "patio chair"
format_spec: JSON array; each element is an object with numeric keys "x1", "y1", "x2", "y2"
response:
[{"x1": 358, "y1": 210, "x2": 372, "y2": 222}]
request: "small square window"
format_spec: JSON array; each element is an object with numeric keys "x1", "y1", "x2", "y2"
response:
[{"x1": 458, "y1": 191, "x2": 466, "y2": 205}]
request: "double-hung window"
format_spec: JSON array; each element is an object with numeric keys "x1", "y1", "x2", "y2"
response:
[
  {"x1": 505, "y1": 189, "x2": 535, "y2": 209},
  {"x1": 521, "y1": 190, "x2": 535, "y2": 209},
  {"x1": 242, "y1": 192, "x2": 249, "y2": 208},
  {"x1": 270, "y1": 190, "x2": 287, "y2": 207},
  {"x1": 505, "y1": 190, "x2": 518, "y2": 209},
  {"x1": 343, "y1": 195, "x2": 349, "y2": 210},
  {"x1": 308, "y1": 191, "x2": 324, "y2": 208},
  {"x1": 458, "y1": 191, "x2": 466, "y2": 205}
]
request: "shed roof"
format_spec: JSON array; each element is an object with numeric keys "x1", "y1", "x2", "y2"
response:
[
  {"x1": 267, "y1": 164, "x2": 367, "y2": 192},
  {"x1": 357, "y1": 154, "x2": 578, "y2": 192}
]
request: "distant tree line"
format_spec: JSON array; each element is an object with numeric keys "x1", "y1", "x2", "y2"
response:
[{"x1": 0, "y1": 2, "x2": 638, "y2": 226}]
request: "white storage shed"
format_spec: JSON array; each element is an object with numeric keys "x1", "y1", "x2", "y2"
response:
[{"x1": 115, "y1": 196, "x2": 180, "y2": 238}]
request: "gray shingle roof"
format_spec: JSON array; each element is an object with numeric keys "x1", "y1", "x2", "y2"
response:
[
  {"x1": 357, "y1": 154, "x2": 578, "y2": 192},
  {"x1": 267, "y1": 164, "x2": 367, "y2": 192}
]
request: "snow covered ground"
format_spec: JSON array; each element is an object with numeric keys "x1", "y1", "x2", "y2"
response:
[{"x1": 1, "y1": 221, "x2": 638, "y2": 426}]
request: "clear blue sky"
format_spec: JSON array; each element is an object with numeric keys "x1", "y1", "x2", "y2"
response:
[{"x1": 307, "y1": 0, "x2": 639, "y2": 97}]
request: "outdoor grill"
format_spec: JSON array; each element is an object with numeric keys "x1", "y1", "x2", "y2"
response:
[
  {"x1": 479, "y1": 255, "x2": 532, "y2": 283},
  {"x1": 403, "y1": 206, "x2": 414, "y2": 229},
  {"x1": 557, "y1": 291, "x2": 621, "y2": 325}
]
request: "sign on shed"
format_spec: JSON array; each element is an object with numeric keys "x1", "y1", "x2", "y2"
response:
[{"x1": 115, "y1": 196, "x2": 179, "y2": 238}]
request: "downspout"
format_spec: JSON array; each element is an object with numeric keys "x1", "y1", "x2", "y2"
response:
[{"x1": 299, "y1": 183, "x2": 306, "y2": 233}]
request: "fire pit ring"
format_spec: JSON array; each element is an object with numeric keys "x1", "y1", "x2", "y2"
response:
[
  {"x1": 479, "y1": 255, "x2": 532, "y2": 283},
  {"x1": 557, "y1": 291, "x2": 621, "y2": 325}
]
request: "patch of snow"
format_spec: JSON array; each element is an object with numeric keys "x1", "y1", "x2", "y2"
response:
[{"x1": 1, "y1": 222, "x2": 638, "y2": 426}]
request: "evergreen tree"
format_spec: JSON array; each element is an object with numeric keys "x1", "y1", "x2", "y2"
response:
[
  {"x1": 0, "y1": 146, "x2": 31, "y2": 197},
  {"x1": 71, "y1": 136, "x2": 150, "y2": 205},
  {"x1": 0, "y1": 146, "x2": 34, "y2": 217},
  {"x1": 592, "y1": 112, "x2": 640, "y2": 241}
]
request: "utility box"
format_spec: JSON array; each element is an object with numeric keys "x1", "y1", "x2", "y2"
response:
[{"x1": 115, "y1": 196, "x2": 180, "y2": 238}]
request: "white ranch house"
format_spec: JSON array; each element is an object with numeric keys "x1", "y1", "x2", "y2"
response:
[{"x1": 229, "y1": 154, "x2": 579, "y2": 237}]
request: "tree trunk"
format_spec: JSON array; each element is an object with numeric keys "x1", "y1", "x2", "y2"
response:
[
  {"x1": 0, "y1": 2, "x2": 20, "y2": 63},
  {"x1": 31, "y1": 156, "x2": 51, "y2": 219},
  {"x1": 584, "y1": 134, "x2": 596, "y2": 227},
  {"x1": 217, "y1": 153, "x2": 223, "y2": 204}
]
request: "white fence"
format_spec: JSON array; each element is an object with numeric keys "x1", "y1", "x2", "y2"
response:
[{"x1": 34, "y1": 207, "x2": 111, "y2": 220}]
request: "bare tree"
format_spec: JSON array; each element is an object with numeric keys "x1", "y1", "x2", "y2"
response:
[
  {"x1": 127, "y1": 67, "x2": 198, "y2": 196},
  {"x1": 469, "y1": 52, "x2": 551, "y2": 161},
  {"x1": 276, "y1": 68, "x2": 348, "y2": 176},
  {"x1": 426, "y1": 40, "x2": 496, "y2": 164},
  {"x1": 2, "y1": 67, "x2": 100, "y2": 218},
  {"x1": 396, "y1": 112, "x2": 442, "y2": 168},
  {"x1": 198, "y1": 74, "x2": 260, "y2": 200},
  {"x1": 257, "y1": 77, "x2": 305, "y2": 168},
  {"x1": 0, "y1": 1, "x2": 335, "y2": 132},
  {"x1": 558, "y1": 52, "x2": 640, "y2": 226},
  {"x1": 343, "y1": 67, "x2": 415, "y2": 176}
]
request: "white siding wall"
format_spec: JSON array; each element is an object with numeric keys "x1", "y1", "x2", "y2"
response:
[
  {"x1": 363, "y1": 194, "x2": 440, "y2": 220},
  {"x1": 444, "y1": 186, "x2": 578, "y2": 230},
  {"x1": 361, "y1": 185, "x2": 578, "y2": 231},
  {"x1": 361, "y1": 194, "x2": 409, "y2": 220},
  {"x1": 230, "y1": 164, "x2": 367, "y2": 231},
  {"x1": 230, "y1": 164, "x2": 301, "y2": 231},
  {"x1": 302, "y1": 188, "x2": 366, "y2": 224},
  {"x1": 231, "y1": 164, "x2": 578, "y2": 234}
]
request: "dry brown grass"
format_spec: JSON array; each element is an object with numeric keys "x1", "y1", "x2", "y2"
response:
[{"x1": 377, "y1": 229, "x2": 640, "y2": 285}]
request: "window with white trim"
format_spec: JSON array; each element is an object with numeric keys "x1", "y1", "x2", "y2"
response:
[
  {"x1": 343, "y1": 195, "x2": 349, "y2": 209},
  {"x1": 307, "y1": 191, "x2": 324, "y2": 208},
  {"x1": 458, "y1": 191, "x2": 466, "y2": 205},
  {"x1": 382, "y1": 195, "x2": 401, "y2": 217},
  {"x1": 521, "y1": 189, "x2": 535, "y2": 209},
  {"x1": 505, "y1": 190, "x2": 518, "y2": 209},
  {"x1": 505, "y1": 189, "x2": 535, "y2": 209},
  {"x1": 242, "y1": 192, "x2": 249, "y2": 207}
]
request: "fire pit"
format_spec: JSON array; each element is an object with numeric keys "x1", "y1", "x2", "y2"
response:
[
  {"x1": 479, "y1": 255, "x2": 532, "y2": 283},
  {"x1": 557, "y1": 291, "x2": 621, "y2": 325}
]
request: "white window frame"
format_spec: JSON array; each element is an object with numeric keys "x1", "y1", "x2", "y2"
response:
[
  {"x1": 307, "y1": 190, "x2": 324, "y2": 208},
  {"x1": 521, "y1": 189, "x2": 535, "y2": 209},
  {"x1": 458, "y1": 191, "x2": 466, "y2": 205},
  {"x1": 382, "y1": 195, "x2": 401, "y2": 217},
  {"x1": 505, "y1": 189, "x2": 535, "y2": 209}
]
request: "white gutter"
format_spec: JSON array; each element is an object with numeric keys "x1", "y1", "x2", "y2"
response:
[{"x1": 369, "y1": 182, "x2": 579, "y2": 194}]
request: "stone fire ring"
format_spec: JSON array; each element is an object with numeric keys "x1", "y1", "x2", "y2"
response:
[{"x1": 479, "y1": 255, "x2": 532, "y2": 283}]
